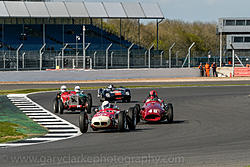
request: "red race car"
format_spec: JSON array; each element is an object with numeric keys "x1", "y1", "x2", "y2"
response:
[
  {"x1": 53, "y1": 86, "x2": 92, "y2": 114},
  {"x1": 136, "y1": 91, "x2": 173, "y2": 123},
  {"x1": 79, "y1": 101, "x2": 138, "y2": 133}
]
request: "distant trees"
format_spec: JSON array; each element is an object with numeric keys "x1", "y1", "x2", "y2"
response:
[{"x1": 101, "y1": 19, "x2": 218, "y2": 58}]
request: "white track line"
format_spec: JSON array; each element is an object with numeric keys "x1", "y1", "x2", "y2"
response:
[{"x1": 0, "y1": 94, "x2": 81, "y2": 148}]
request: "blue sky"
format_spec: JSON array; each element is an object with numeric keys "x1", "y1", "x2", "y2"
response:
[{"x1": 82, "y1": 0, "x2": 250, "y2": 23}]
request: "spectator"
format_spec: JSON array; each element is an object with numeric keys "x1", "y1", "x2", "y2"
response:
[
  {"x1": 205, "y1": 62, "x2": 210, "y2": 77},
  {"x1": 211, "y1": 62, "x2": 217, "y2": 77},
  {"x1": 198, "y1": 62, "x2": 204, "y2": 77}
]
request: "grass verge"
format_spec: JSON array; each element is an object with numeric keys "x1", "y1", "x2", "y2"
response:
[
  {"x1": 0, "y1": 96, "x2": 47, "y2": 143},
  {"x1": 0, "y1": 122, "x2": 26, "y2": 143}
]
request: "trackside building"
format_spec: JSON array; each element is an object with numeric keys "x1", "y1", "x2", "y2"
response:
[
  {"x1": 217, "y1": 17, "x2": 250, "y2": 66},
  {"x1": 0, "y1": 1, "x2": 164, "y2": 70}
]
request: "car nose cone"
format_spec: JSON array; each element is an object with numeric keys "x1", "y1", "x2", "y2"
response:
[{"x1": 91, "y1": 116, "x2": 111, "y2": 128}]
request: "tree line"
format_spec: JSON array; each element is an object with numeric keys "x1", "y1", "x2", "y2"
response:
[{"x1": 99, "y1": 19, "x2": 219, "y2": 58}]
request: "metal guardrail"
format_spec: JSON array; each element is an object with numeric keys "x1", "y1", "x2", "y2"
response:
[
  {"x1": 0, "y1": 48, "x2": 170, "y2": 70},
  {"x1": 1, "y1": 47, "x2": 247, "y2": 71}
]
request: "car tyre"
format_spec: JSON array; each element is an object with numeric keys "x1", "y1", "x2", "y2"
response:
[
  {"x1": 118, "y1": 111, "x2": 126, "y2": 132},
  {"x1": 166, "y1": 103, "x2": 174, "y2": 123},
  {"x1": 58, "y1": 100, "x2": 64, "y2": 114},
  {"x1": 53, "y1": 98, "x2": 59, "y2": 113},
  {"x1": 79, "y1": 111, "x2": 88, "y2": 133},
  {"x1": 86, "y1": 93, "x2": 92, "y2": 114},
  {"x1": 134, "y1": 104, "x2": 141, "y2": 124},
  {"x1": 128, "y1": 107, "x2": 136, "y2": 130}
]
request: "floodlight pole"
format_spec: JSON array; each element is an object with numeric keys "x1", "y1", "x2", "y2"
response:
[
  {"x1": 148, "y1": 44, "x2": 154, "y2": 69},
  {"x1": 76, "y1": 35, "x2": 80, "y2": 67},
  {"x1": 22, "y1": 52, "x2": 25, "y2": 69},
  {"x1": 169, "y1": 43, "x2": 175, "y2": 68},
  {"x1": 188, "y1": 42, "x2": 195, "y2": 68},
  {"x1": 128, "y1": 43, "x2": 134, "y2": 69},
  {"x1": 82, "y1": 25, "x2": 86, "y2": 70},
  {"x1": 156, "y1": 19, "x2": 163, "y2": 50},
  {"x1": 106, "y1": 43, "x2": 112, "y2": 69},
  {"x1": 230, "y1": 43, "x2": 235, "y2": 77},
  {"x1": 39, "y1": 43, "x2": 46, "y2": 71},
  {"x1": 62, "y1": 43, "x2": 68, "y2": 69},
  {"x1": 16, "y1": 44, "x2": 23, "y2": 71}
]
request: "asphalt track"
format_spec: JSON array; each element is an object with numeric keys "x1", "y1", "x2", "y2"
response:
[{"x1": 1, "y1": 86, "x2": 250, "y2": 167}]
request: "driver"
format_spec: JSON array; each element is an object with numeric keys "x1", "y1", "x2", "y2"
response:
[
  {"x1": 101, "y1": 101, "x2": 110, "y2": 110},
  {"x1": 146, "y1": 90, "x2": 164, "y2": 107},
  {"x1": 100, "y1": 101, "x2": 117, "y2": 110},
  {"x1": 147, "y1": 90, "x2": 159, "y2": 101},
  {"x1": 74, "y1": 86, "x2": 81, "y2": 93},
  {"x1": 107, "y1": 84, "x2": 114, "y2": 90},
  {"x1": 60, "y1": 85, "x2": 67, "y2": 93}
]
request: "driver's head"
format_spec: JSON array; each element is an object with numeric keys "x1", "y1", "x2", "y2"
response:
[
  {"x1": 60, "y1": 85, "x2": 67, "y2": 93},
  {"x1": 149, "y1": 90, "x2": 157, "y2": 98},
  {"x1": 108, "y1": 84, "x2": 114, "y2": 89},
  {"x1": 74, "y1": 86, "x2": 80, "y2": 93},
  {"x1": 101, "y1": 101, "x2": 110, "y2": 109}
]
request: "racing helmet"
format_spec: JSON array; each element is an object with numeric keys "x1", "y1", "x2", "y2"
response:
[
  {"x1": 149, "y1": 90, "x2": 158, "y2": 98},
  {"x1": 108, "y1": 84, "x2": 114, "y2": 89},
  {"x1": 101, "y1": 101, "x2": 110, "y2": 109},
  {"x1": 60, "y1": 85, "x2": 67, "y2": 93},
  {"x1": 74, "y1": 86, "x2": 81, "y2": 93}
]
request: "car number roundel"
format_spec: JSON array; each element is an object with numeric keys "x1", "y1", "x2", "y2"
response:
[{"x1": 149, "y1": 109, "x2": 158, "y2": 113}]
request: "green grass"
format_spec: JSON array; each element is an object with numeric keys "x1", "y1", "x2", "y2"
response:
[
  {"x1": 0, "y1": 96, "x2": 47, "y2": 143},
  {"x1": 0, "y1": 83, "x2": 250, "y2": 95},
  {"x1": 0, "y1": 122, "x2": 26, "y2": 143}
]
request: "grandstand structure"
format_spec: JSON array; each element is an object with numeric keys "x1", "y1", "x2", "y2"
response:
[
  {"x1": 0, "y1": 1, "x2": 164, "y2": 70},
  {"x1": 217, "y1": 17, "x2": 250, "y2": 67}
]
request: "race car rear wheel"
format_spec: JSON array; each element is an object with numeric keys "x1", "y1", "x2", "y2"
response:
[
  {"x1": 134, "y1": 104, "x2": 141, "y2": 123},
  {"x1": 58, "y1": 100, "x2": 64, "y2": 114},
  {"x1": 167, "y1": 103, "x2": 174, "y2": 123},
  {"x1": 86, "y1": 93, "x2": 92, "y2": 114},
  {"x1": 128, "y1": 107, "x2": 136, "y2": 130},
  {"x1": 53, "y1": 98, "x2": 58, "y2": 113},
  {"x1": 118, "y1": 111, "x2": 126, "y2": 132},
  {"x1": 79, "y1": 111, "x2": 88, "y2": 133}
]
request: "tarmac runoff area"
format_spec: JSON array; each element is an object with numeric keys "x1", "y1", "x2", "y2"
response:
[
  {"x1": 0, "y1": 68, "x2": 200, "y2": 82},
  {"x1": 0, "y1": 68, "x2": 250, "y2": 90}
]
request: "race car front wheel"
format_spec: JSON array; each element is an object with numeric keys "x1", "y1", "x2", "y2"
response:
[
  {"x1": 166, "y1": 103, "x2": 174, "y2": 123},
  {"x1": 58, "y1": 100, "x2": 64, "y2": 114},
  {"x1": 79, "y1": 111, "x2": 88, "y2": 133},
  {"x1": 53, "y1": 98, "x2": 58, "y2": 113}
]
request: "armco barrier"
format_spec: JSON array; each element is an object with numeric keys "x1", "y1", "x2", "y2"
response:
[{"x1": 234, "y1": 67, "x2": 250, "y2": 77}]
